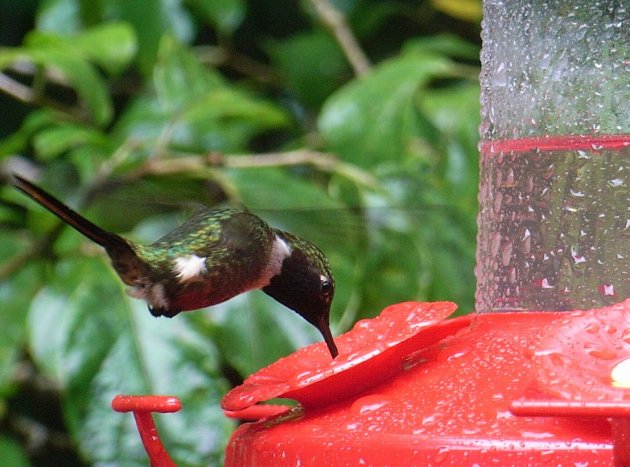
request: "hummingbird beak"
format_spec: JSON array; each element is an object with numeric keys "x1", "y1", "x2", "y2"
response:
[{"x1": 317, "y1": 315, "x2": 339, "y2": 359}]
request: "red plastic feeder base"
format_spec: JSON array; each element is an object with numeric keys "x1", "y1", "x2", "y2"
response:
[{"x1": 223, "y1": 300, "x2": 630, "y2": 466}]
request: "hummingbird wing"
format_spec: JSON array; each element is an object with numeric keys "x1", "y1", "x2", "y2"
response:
[
  {"x1": 148, "y1": 208, "x2": 274, "y2": 272},
  {"x1": 143, "y1": 208, "x2": 276, "y2": 311}
]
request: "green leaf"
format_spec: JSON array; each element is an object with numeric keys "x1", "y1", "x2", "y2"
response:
[
  {"x1": 0, "y1": 256, "x2": 43, "y2": 394},
  {"x1": 186, "y1": 0, "x2": 246, "y2": 35},
  {"x1": 268, "y1": 31, "x2": 349, "y2": 109},
  {"x1": 224, "y1": 167, "x2": 358, "y2": 247},
  {"x1": 36, "y1": 50, "x2": 113, "y2": 126},
  {"x1": 0, "y1": 110, "x2": 58, "y2": 158},
  {"x1": 36, "y1": 0, "x2": 82, "y2": 34},
  {"x1": 115, "y1": 38, "x2": 291, "y2": 153},
  {"x1": 27, "y1": 256, "x2": 233, "y2": 464},
  {"x1": 225, "y1": 166, "x2": 341, "y2": 210},
  {"x1": 0, "y1": 436, "x2": 30, "y2": 467},
  {"x1": 403, "y1": 34, "x2": 480, "y2": 61},
  {"x1": 105, "y1": 0, "x2": 195, "y2": 74},
  {"x1": 32, "y1": 123, "x2": 109, "y2": 160},
  {"x1": 318, "y1": 52, "x2": 453, "y2": 168},
  {"x1": 72, "y1": 22, "x2": 138, "y2": 74},
  {"x1": 420, "y1": 82, "x2": 480, "y2": 203},
  {"x1": 168, "y1": 88, "x2": 290, "y2": 152},
  {"x1": 0, "y1": 45, "x2": 113, "y2": 126},
  {"x1": 153, "y1": 36, "x2": 225, "y2": 112},
  {"x1": 26, "y1": 23, "x2": 137, "y2": 75}
]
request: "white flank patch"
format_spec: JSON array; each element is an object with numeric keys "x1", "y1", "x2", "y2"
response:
[
  {"x1": 148, "y1": 283, "x2": 169, "y2": 309},
  {"x1": 127, "y1": 285, "x2": 146, "y2": 300},
  {"x1": 253, "y1": 235, "x2": 292, "y2": 289},
  {"x1": 174, "y1": 255, "x2": 207, "y2": 283},
  {"x1": 127, "y1": 283, "x2": 170, "y2": 310}
]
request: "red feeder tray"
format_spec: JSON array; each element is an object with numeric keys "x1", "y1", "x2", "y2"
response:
[
  {"x1": 112, "y1": 300, "x2": 630, "y2": 465},
  {"x1": 222, "y1": 300, "x2": 630, "y2": 466}
]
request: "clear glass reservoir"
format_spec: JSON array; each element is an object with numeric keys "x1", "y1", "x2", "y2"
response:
[{"x1": 475, "y1": 1, "x2": 629, "y2": 312}]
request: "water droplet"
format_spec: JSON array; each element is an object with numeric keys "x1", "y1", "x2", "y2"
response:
[
  {"x1": 541, "y1": 278, "x2": 554, "y2": 289},
  {"x1": 598, "y1": 284, "x2": 616, "y2": 297},
  {"x1": 501, "y1": 241, "x2": 513, "y2": 266},
  {"x1": 433, "y1": 447, "x2": 450, "y2": 464},
  {"x1": 571, "y1": 245, "x2": 586, "y2": 264},
  {"x1": 491, "y1": 232, "x2": 501, "y2": 256},
  {"x1": 493, "y1": 191, "x2": 503, "y2": 215},
  {"x1": 585, "y1": 347, "x2": 617, "y2": 360},
  {"x1": 447, "y1": 351, "x2": 468, "y2": 361},
  {"x1": 605, "y1": 324, "x2": 617, "y2": 335},
  {"x1": 351, "y1": 394, "x2": 390, "y2": 415},
  {"x1": 505, "y1": 168, "x2": 515, "y2": 186},
  {"x1": 422, "y1": 414, "x2": 440, "y2": 427},
  {"x1": 584, "y1": 322, "x2": 600, "y2": 333}
]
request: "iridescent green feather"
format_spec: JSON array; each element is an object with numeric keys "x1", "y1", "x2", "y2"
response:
[{"x1": 275, "y1": 229, "x2": 333, "y2": 279}]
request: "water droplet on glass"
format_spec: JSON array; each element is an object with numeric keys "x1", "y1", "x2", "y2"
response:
[
  {"x1": 584, "y1": 321, "x2": 600, "y2": 333},
  {"x1": 571, "y1": 246, "x2": 586, "y2": 264},
  {"x1": 585, "y1": 346, "x2": 617, "y2": 360}
]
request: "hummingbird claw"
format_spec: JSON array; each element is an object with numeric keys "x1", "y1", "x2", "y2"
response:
[{"x1": 148, "y1": 306, "x2": 180, "y2": 318}]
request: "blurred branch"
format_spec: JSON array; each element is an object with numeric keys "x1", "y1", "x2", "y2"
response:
[
  {"x1": 195, "y1": 45, "x2": 280, "y2": 86},
  {"x1": 0, "y1": 71, "x2": 83, "y2": 119},
  {"x1": 125, "y1": 150, "x2": 380, "y2": 190},
  {"x1": 0, "y1": 71, "x2": 34, "y2": 102},
  {"x1": 309, "y1": 0, "x2": 371, "y2": 76}
]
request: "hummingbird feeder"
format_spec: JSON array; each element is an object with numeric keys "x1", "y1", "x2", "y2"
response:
[{"x1": 114, "y1": 0, "x2": 629, "y2": 464}]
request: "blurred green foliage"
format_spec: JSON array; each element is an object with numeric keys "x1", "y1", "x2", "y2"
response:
[{"x1": 0, "y1": 0, "x2": 481, "y2": 464}]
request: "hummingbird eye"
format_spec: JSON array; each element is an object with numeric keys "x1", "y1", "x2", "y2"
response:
[{"x1": 320, "y1": 277, "x2": 333, "y2": 297}]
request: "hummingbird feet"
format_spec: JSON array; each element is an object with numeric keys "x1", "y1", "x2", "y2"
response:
[{"x1": 148, "y1": 306, "x2": 181, "y2": 319}]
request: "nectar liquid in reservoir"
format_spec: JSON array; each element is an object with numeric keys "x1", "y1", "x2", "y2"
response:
[
  {"x1": 476, "y1": 136, "x2": 630, "y2": 311},
  {"x1": 475, "y1": 0, "x2": 629, "y2": 312}
]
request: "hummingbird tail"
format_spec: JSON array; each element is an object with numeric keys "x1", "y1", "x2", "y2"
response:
[{"x1": 11, "y1": 174, "x2": 130, "y2": 252}]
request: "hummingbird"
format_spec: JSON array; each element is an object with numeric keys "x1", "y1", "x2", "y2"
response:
[{"x1": 11, "y1": 175, "x2": 338, "y2": 358}]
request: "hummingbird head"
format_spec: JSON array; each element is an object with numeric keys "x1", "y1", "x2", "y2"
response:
[{"x1": 263, "y1": 231, "x2": 338, "y2": 358}]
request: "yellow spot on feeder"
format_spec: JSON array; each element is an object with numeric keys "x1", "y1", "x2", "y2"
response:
[{"x1": 610, "y1": 358, "x2": 630, "y2": 388}]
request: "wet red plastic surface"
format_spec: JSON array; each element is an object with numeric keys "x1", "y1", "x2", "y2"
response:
[
  {"x1": 222, "y1": 301, "x2": 463, "y2": 412},
  {"x1": 225, "y1": 300, "x2": 630, "y2": 466},
  {"x1": 112, "y1": 395, "x2": 181, "y2": 413},
  {"x1": 528, "y1": 300, "x2": 630, "y2": 401}
]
